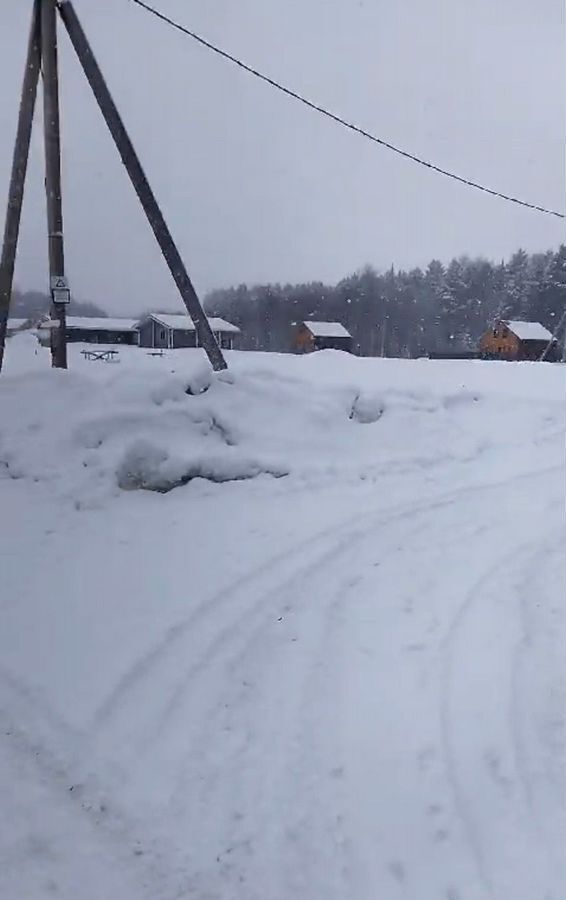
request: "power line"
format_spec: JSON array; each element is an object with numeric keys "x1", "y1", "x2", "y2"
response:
[{"x1": 128, "y1": 0, "x2": 564, "y2": 220}]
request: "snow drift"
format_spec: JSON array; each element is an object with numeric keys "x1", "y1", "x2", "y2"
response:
[{"x1": 0, "y1": 337, "x2": 564, "y2": 900}]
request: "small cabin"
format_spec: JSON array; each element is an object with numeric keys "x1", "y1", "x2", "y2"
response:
[
  {"x1": 295, "y1": 321, "x2": 352, "y2": 353},
  {"x1": 137, "y1": 313, "x2": 240, "y2": 350},
  {"x1": 6, "y1": 318, "x2": 31, "y2": 337},
  {"x1": 37, "y1": 316, "x2": 139, "y2": 345},
  {"x1": 479, "y1": 320, "x2": 557, "y2": 361}
]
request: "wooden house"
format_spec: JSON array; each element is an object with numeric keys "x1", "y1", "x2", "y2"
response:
[
  {"x1": 137, "y1": 313, "x2": 240, "y2": 350},
  {"x1": 37, "y1": 316, "x2": 139, "y2": 345},
  {"x1": 479, "y1": 320, "x2": 557, "y2": 361},
  {"x1": 295, "y1": 321, "x2": 352, "y2": 353}
]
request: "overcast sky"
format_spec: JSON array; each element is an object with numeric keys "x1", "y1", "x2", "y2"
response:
[{"x1": 1, "y1": 0, "x2": 564, "y2": 314}]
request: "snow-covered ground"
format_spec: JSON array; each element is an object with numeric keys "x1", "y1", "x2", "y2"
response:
[{"x1": 1, "y1": 335, "x2": 564, "y2": 900}]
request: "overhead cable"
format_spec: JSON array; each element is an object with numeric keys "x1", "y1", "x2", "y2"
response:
[{"x1": 129, "y1": 0, "x2": 564, "y2": 219}]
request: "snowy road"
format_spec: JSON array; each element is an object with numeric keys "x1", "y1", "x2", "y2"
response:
[{"x1": 0, "y1": 342, "x2": 564, "y2": 899}]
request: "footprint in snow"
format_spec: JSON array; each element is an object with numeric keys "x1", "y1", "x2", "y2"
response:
[{"x1": 387, "y1": 860, "x2": 406, "y2": 884}]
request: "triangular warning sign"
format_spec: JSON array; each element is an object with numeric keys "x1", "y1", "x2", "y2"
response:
[{"x1": 54, "y1": 277, "x2": 66, "y2": 288}]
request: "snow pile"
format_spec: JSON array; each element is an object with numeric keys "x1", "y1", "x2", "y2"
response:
[
  {"x1": 0, "y1": 336, "x2": 565, "y2": 900},
  {"x1": 1, "y1": 338, "x2": 561, "y2": 504},
  {"x1": 1, "y1": 345, "x2": 292, "y2": 500}
]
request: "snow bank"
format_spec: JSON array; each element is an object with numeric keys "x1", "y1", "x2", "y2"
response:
[
  {"x1": 1, "y1": 337, "x2": 565, "y2": 900},
  {"x1": 1, "y1": 339, "x2": 561, "y2": 505}
]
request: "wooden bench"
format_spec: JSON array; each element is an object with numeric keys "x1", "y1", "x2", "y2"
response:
[{"x1": 81, "y1": 348, "x2": 120, "y2": 362}]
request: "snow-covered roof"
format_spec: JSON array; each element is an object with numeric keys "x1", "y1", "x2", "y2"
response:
[
  {"x1": 145, "y1": 313, "x2": 240, "y2": 334},
  {"x1": 506, "y1": 321, "x2": 553, "y2": 342},
  {"x1": 7, "y1": 318, "x2": 29, "y2": 330},
  {"x1": 40, "y1": 317, "x2": 139, "y2": 331},
  {"x1": 303, "y1": 321, "x2": 351, "y2": 339}
]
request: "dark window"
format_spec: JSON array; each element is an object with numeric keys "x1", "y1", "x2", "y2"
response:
[{"x1": 160, "y1": 330, "x2": 166, "y2": 340}]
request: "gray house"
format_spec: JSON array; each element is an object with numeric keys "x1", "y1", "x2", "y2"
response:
[
  {"x1": 137, "y1": 313, "x2": 240, "y2": 350},
  {"x1": 6, "y1": 318, "x2": 31, "y2": 337},
  {"x1": 37, "y1": 316, "x2": 139, "y2": 345}
]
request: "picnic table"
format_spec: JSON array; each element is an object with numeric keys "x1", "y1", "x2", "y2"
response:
[{"x1": 81, "y1": 348, "x2": 120, "y2": 362}]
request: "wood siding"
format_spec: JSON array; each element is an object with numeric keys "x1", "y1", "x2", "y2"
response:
[
  {"x1": 295, "y1": 325, "x2": 316, "y2": 353},
  {"x1": 480, "y1": 321, "x2": 555, "y2": 361},
  {"x1": 138, "y1": 317, "x2": 234, "y2": 350},
  {"x1": 295, "y1": 325, "x2": 352, "y2": 354},
  {"x1": 171, "y1": 329, "x2": 197, "y2": 349},
  {"x1": 65, "y1": 328, "x2": 138, "y2": 345},
  {"x1": 479, "y1": 323, "x2": 520, "y2": 359},
  {"x1": 138, "y1": 318, "x2": 168, "y2": 348}
]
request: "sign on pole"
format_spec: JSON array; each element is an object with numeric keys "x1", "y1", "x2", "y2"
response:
[{"x1": 50, "y1": 274, "x2": 70, "y2": 304}]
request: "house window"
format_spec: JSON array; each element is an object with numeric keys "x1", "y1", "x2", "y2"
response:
[
  {"x1": 160, "y1": 330, "x2": 166, "y2": 340},
  {"x1": 493, "y1": 328, "x2": 498, "y2": 337}
]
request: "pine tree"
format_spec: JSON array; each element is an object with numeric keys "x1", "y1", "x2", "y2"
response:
[
  {"x1": 203, "y1": 246, "x2": 563, "y2": 358},
  {"x1": 502, "y1": 249, "x2": 530, "y2": 318}
]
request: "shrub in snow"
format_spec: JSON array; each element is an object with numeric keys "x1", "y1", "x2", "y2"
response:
[
  {"x1": 116, "y1": 440, "x2": 170, "y2": 491},
  {"x1": 116, "y1": 440, "x2": 287, "y2": 493},
  {"x1": 349, "y1": 393, "x2": 385, "y2": 424}
]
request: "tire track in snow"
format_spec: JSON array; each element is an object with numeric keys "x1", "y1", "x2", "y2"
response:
[
  {"x1": 0, "y1": 707, "x2": 168, "y2": 900},
  {"x1": 4, "y1": 463, "x2": 560, "y2": 899},
  {"x1": 164, "y1": 516, "x2": 435, "y2": 898},
  {"x1": 156, "y1": 475, "x2": 557, "y2": 898},
  {"x1": 509, "y1": 533, "x2": 559, "y2": 815},
  {"x1": 135, "y1": 481, "x2": 518, "y2": 753},
  {"x1": 90, "y1": 498, "x2": 381, "y2": 734},
  {"x1": 439, "y1": 540, "x2": 531, "y2": 900},
  {"x1": 439, "y1": 503, "x2": 563, "y2": 899},
  {"x1": 90, "y1": 462, "x2": 561, "y2": 754},
  {"x1": 184, "y1": 569, "x2": 363, "y2": 899},
  {"x1": 107, "y1": 502, "x2": 429, "y2": 770},
  {"x1": 508, "y1": 529, "x2": 566, "y2": 887}
]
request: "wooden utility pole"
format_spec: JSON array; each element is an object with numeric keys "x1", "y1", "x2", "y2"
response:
[
  {"x1": 380, "y1": 314, "x2": 387, "y2": 357},
  {"x1": 57, "y1": 0, "x2": 227, "y2": 372},
  {"x1": 0, "y1": 0, "x2": 226, "y2": 374},
  {"x1": 42, "y1": 0, "x2": 68, "y2": 369},
  {"x1": 539, "y1": 307, "x2": 566, "y2": 362},
  {"x1": 0, "y1": 0, "x2": 42, "y2": 374}
]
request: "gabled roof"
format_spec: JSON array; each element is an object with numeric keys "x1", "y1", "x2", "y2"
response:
[
  {"x1": 7, "y1": 318, "x2": 29, "y2": 330},
  {"x1": 39, "y1": 316, "x2": 139, "y2": 331},
  {"x1": 302, "y1": 320, "x2": 351, "y2": 339},
  {"x1": 505, "y1": 320, "x2": 553, "y2": 342},
  {"x1": 143, "y1": 313, "x2": 240, "y2": 334}
]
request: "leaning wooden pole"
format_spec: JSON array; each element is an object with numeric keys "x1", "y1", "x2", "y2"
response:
[
  {"x1": 0, "y1": 0, "x2": 42, "y2": 374},
  {"x1": 57, "y1": 0, "x2": 227, "y2": 371},
  {"x1": 42, "y1": 0, "x2": 68, "y2": 369},
  {"x1": 539, "y1": 307, "x2": 566, "y2": 362}
]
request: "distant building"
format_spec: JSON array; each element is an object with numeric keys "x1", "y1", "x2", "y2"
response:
[
  {"x1": 428, "y1": 350, "x2": 479, "y2": 360},
  {"x1": 295, "y1": 321, "x2": 352, "y2": 353},
  {"x1": 479, "y1": 320, "x2": 557, "y2": 361},
  {"x1": 6, "y1": 318, "x2": 31, "y2": 336},
  {"x1": 37, "y1": 317, "x2": 139, "y2": 345},
  {"x1": 137, "y1": 313, "x2": 240, "y2": 350}
]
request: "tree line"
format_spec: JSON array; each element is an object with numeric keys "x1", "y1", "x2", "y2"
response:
[
  {"x1": 9, "y1": 287, "x2": 105, "y2": 322},
  {"x1": 205, "y1": 245, "x2": 566, "y2": 357},
  {"x1": 10, "y1": 245, "x2": 566, "y2": 358}
]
